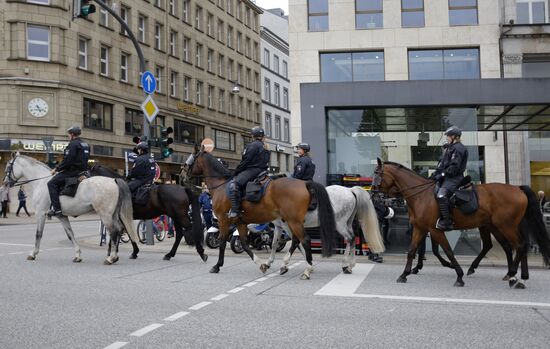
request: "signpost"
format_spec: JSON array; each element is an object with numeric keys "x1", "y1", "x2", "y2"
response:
[
  {"x1": 141, "y1": 95, "x2": 159, "y2": 123},
  {"x1": 141, "y1": 71, "x2": 156, "y2": 95}
]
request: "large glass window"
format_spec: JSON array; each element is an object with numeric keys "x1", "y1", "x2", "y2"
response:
[
  {"x1": 174, "y1": 120, "x2": 204, "y2": 144},
  {"x1": 409, "y1": 48, "x2": 479, "y2": 80},
  {"x1": 356, "y1": 0, "x2": 383, "y2": 29},
  {"x1": 27, "y1": 25, "x2": 49, "y2": 61},
  {"x1": 84, "y1": 98, "x2": 113, "y2": 131},
  {"x1": 517, "y1": 0, "x2": 549, "y2": 24},
  {"x1": 308, "y1": 0, "x2": 329, "y2": 31},
  {"x1": 402, "y1": 0, "x2": 424, "y2": 27},
  {"x1": 448, "y1": 0, "x2": 478, "y2": 26},
  {"x1": 214, "y1": 129, "x2": 236, "y2": 151},
  {"x1": 125, "y1": 108, "x2": 143, "y2": 136},
  {"x1": 320, "y1": 51, "x2": 385, "y2": 82},
  {"x1": 522, "y1": 55, "x2": 550, "y2": 77}
]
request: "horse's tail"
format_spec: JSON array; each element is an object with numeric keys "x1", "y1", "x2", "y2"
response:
[
  {"x1": 520, "y1": 186, "x2": 550, "y2": 265},
  {"x1": 184, "y1": 186, "x2": 204, "y2": 247},
  {"x1": 306, "y1": 181, "x2": 336, "y2": 257},
  {"x1": 350, "y1": 186, "x2": 385, "y2": 254},
  {"x1": 114, "y1": 178, "x2": 139, "y2": 243}
]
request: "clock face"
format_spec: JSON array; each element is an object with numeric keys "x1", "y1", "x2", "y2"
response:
[{"x1": 28, "y1": 98, "x2": 49, "y2": 118}]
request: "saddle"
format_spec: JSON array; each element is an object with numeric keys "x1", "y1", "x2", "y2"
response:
[
  {"x1": 244, "y1": 171, "x2": 271, "y2": 203},
  {"x1": 133, "y1": 184, "x2": 153, "y2": 205},
  {"x1": 450, "y1": 183, "x2": 479, "y2": 214},
  {"x1": 60, "y1": 171, "x2": 90, "y2": 197}
]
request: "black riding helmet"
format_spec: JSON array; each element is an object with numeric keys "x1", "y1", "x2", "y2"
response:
[
  {"x1": 251, "y1": 126, "x2": 265, "y2": 138},
  {"x1": 444, "y1": 126, "x2": 462, "y2": 137},
  {"x1": 296, "y1": 143, "x2": 310, "y2": 152},
  {"x1": 67, "y1": 125, "x2": 82, "y2": 136},
  {"x1": 136, "y1": 141, "x2": 149, "y2": 152}
]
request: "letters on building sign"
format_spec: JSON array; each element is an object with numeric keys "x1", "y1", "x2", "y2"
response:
[
  {"x1": 176, "y1": 102, "x2": 200, "y2": 115},
  {"x1": 10, "y1": 139, "x2": 68, "y2": 153}
]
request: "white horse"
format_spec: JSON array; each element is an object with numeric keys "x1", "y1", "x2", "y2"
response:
[
  {"x1": 3, "y1": 153, "x2": 139, "y2": 264},
  {"x1": 267, "y1": 185, "x2": 384, "y2": 279}
]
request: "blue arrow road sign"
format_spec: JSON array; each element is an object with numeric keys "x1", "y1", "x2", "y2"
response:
[{"x1": 141, "y1": 71, "x2": 156, "y2": 94}]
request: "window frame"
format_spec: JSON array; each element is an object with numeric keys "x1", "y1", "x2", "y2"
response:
[
  {"x1": 308, "y1": 0, "x2": 329, "y2": 31},
  {"x1": 100, "y1": 45, "x2": 109, "y2": 76},
  {"x1": 120, "y1": 52, "x2": 129, "y2": 82},
  {"x1": 214, "y1": 129, "x2": 236, "y2": 151},
  {"x1": 155, "y1": 65, "x2": 163, "y2": 93},
  {"x1": 448, "y1": 0, "x2": 478, "y2": 26},
  {"x1": 154, "y1": 23, "x2": 163, "y2": 50},
  {"x1": 138, "y1": 15, "x2": 147, "y2": 43},
  {"x1": 264, "y1": 78, "x2": 271, "y2": 102},
  {"x1": 83, "y1": 98, "x2": 113, "y2": 131},
  {"x1": 170, "y1": 70, "x2": 178, "y2": 97},
  {"x1": 407, "y1": 47, "x2": 481, "y2": 80},
  {"x1": 516, "y1": 0, "x2": 549, "y2": 24},
  {"x1": 26, "y1": 24, "x2": 50, "y2": 62},
  {"x1": 78, "y1": 36, "x2": 88, "y2": 69},
  {"x1": 355, "y1": 0, "x2": 384, "y2": 29},
  {"x1": 401, "y1": 0, "x2": 425, "y2": 28}
]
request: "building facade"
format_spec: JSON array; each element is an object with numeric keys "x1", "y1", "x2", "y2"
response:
[
  {"x1": 0, "y1": 0, "x2": 263, "y2": 182},
  {"x1": 260, "y1": 8, "x2": 292, "y2": 174}
]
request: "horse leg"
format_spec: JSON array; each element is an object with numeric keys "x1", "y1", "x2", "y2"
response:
[
  {"x1": 467, "y1": 227, "x2": 493, "y2": 276},
  {"x1": 58, "y1": 216, "x2": 83, "y2": 263},
  {"x1": 129, "y1": 241, "x2": 139, "y2": 259},
  {"x1": 236, "y1": 224, "x2": 269, "y2": 273},
  {"x1": 500, "y1": 239, "x2": 514, "y2": 281},
  {"x1": 515, "y1": 252, "x2": 529, "y2": 289},
  {"x1": 430, "y1": 230, "x2": 465, "y2": 287},
  {"x1": 412, "y1": 233, "x2": 427, "y2": 274},
  {"x1": 28, "y1": 214, "x2": 47, "y2": 261},
  {"x1": 210, "y1": 221, "x2": 230, "y2": 273},
  {"x1": 104, "y1": 229, "x2": 120, "y2": 265},
  {"x1": 164, "y1": 223, "x2": 184, "y2": 260},
  {"x1": 266, "y1": 223, "x2": 282, "y2": 268},
  {"x1": 430, "y1": 235, "x2": 453, "y2": 269},
  {"x1": 397, "y1": 227, "x2": 425, "y2": 283},
  {"x1": 280, "y1": 235, "x2": 300, "y2": 275},
  {"x1": 342, "y1": 238, "x2": 355, "y2": 274},
  {"x1": 300, "y1": 234, "x2": 314, "y2": 280},
  {"x1": 508, "y1": 239, "x2": 529, "y2": 288}
]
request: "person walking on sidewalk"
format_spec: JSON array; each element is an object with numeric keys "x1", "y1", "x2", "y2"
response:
[
  {"x1": 0, "y1": 184, "x2": 9, "y2": 218},
  {"x1": 16, "y1": 186, "x2": 31, "y2": 217}
]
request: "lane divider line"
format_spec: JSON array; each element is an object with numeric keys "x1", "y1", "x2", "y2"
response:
[
  {"x1": 189, "y1": 301, "x2": 212, "y2": 310},
  {"x1": 129, "y1": 324, "x2": 163, "y2": 337},
  {"x1": 266, "y1": 273, "x2": 278, "y2": 278},
  {"x1": 211, "y1": 294, "x2": 229, "y2": 301},
  {"x1": 255, "y1": 277, "x2": 268, "y2": 282},
  {"x1": 228, "y1": 287, "x2": 244, "y2": 294},
  {"x1": 242, "y1": 281, "x2": 257, "y2": 287},
  {"x1": 102, "y1": 341, "x2": 128, "y2": 349},
  {"x1": 164, "y1": 312, "x2": 190, "y2": 322}
]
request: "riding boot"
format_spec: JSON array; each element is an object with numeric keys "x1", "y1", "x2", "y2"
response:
[
  {"x1": 228, "y1": 185, "x2": 241, "y2": 219},
  {"x1": 436, "y1": 196, "x2": 454, "y2": 231}
]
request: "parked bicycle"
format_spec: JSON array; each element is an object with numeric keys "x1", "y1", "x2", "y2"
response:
[{"x1": 137, "y1": 215, "x2": 173, "y2": 243}]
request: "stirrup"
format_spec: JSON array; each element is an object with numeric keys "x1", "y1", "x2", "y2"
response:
[
  {"x1": 436, "y1": 218, "x2": 454, "y2": 231},
  {"x1": 227, "y1": 209, "x2": 239, "y2": 218}
]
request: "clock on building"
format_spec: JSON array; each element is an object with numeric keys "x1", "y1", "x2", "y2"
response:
[{"x1": 27, "y1": 97, "x2": 49, "y2": 118}]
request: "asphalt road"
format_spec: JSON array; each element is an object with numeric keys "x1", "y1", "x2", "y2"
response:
[{"x1": 1, "y1": 221, "x2": 550, "y2": 349}]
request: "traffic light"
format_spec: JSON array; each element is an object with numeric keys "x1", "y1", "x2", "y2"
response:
[
  {"x1": 160, "y1": 127, "x2": 174, "y2": 159},
  {"x1": 74, "y1": 0, "x2": 96, "y2": 19}
]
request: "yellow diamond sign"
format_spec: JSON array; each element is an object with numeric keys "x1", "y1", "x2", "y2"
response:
[{"x1": 141, "y1": 95, "x2": 159, "y2": 123}]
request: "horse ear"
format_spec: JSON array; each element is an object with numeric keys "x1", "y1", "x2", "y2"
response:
[{"x1": 377, "y1": 157, "x2": 383, "y2": 167}]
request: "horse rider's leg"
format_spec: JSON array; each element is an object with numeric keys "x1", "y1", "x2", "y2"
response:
[
  {"x1": 267, "y1": 223, "x2": 282, "y2": 268},
  {"x1": 28, "y1": 214, "x2": 47, "y2": 261},
  {"x1": 397, "y1": 226, "x2": 425, "y2": 283},
  {"x1": 57, "y1": 216, "x2": 83, "y2": 263},
  {"x1": 164, "y1": 223, "x2": 184, "y2": 260},
  {"x1": 430, "y1": 230, "x2": 465, "y2": 287},
  {"x1": 280, "y1": 235, "x2": 301, "y2": 275},
  {"x1": 467, "y1": 227, "x2": 493, "y2": 276},
  {"x1": 210, "y1": 219, "x2": 230, "y2": 273},
  {"x1": 412, "y1": 233, "x2": 427, "y2": 274}
]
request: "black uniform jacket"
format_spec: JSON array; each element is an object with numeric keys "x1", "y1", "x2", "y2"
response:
[
  {"x1": 293, "y1": 155, "x2": 315, "y2": 181},
  {"x1": 234, "y1": 140, "x2": 270, "y2": 176},
  {"x1": 56, "y1": 138, "x2": 90, "y2": 174}
]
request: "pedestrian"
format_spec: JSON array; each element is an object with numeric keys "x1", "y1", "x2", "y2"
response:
[
  {"x1": 199, "y1": 183, "x2": 213, "y2": 229},
  {"x1": 16, "y1": 185, "x2": 31, "y2": 217},
  {"x1": 292, "y1": 143, "x2": 316, "y2": 181},
  {"x1": 0, "y1": 184, "x2": 9, "y2": 218},
  {"x1": 538, "y1": 190, "x2": 547, "y2": 212}
]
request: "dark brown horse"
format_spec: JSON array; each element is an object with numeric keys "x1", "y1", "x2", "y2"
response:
[
  {"x1": 373, "y1": 158, "x2": 550, "y2": 288},
  {"x1": 183, "y1": 145, "x2": 337, "y2": 279}
]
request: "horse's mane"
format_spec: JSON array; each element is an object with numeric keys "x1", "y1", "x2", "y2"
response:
[
  {"x1": 91, "y1": 164, "x2": 123, "y2": 178},
  {"x1": 201, "y1": 152, "x2": 232, "y2": 177},
  {"x1": 18, "y1": 155, "x2": 52, "y2": 172},
  {"x1": 384, "y1": 161, "x2": 430, "y2": 182}
]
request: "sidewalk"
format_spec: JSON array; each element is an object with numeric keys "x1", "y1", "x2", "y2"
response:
[{"x1": 0, "y1": 213, "x2": 100, "y2": 226}]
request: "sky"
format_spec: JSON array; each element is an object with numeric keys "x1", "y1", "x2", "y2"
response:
[{"x1": 253, "y1": 0, "x2": 289, "y2": 14}]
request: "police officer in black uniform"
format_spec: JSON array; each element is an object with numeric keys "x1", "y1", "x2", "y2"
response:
[
  {"x1": 228, "y1": 126, "x2": 270, "y2": 218},
  {"x1": 430, "y1": 126, "x2": 468, "y2": 231},
  {"x1": 127, "y1": 141, "x2": 157, "y2": 193},
  {"x1": 292, "y1": 143, "x2": 316, "y2": 181},
  {"x1": 47, "y1": 126, "x2": 90, "y2": 217}
]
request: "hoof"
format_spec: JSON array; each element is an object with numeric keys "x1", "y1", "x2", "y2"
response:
[
  {"x1": 27, "y1": 255, "x2": 35, "y2": 261},
  {"x1": 104, "y1": 259, "x2": 113, "y2": 265},
  {"x1": 201, "y1": 254, "x2": 208, "y2": 262},
  {"x1": 502, "y1": 274, "x2": 510, "y2": 281},
  {"x1": 280, "y1": 266, "x2": 289, "y2": 275},
  {"x1": 260, "y1": 264, "x2": 269, "y2": 274},
  {"x1": 396, "y1": 276, "x2": 407, "y2": 283},
  {"x1": 411, "y1": 267, "x2": 419, "y2": 275},
  {"x1": 342, "y1": 267, "x2": 352, "y2": 274},
  {"x1": 454, "y1": 280, "x2": 465, "y2": 287},
  {"x1": 129, "y1": 254, "x2": 138, "y2": 260},
  {"x1": 111, "y1": 256, "x2": 119, "y2": 264},
  {"x1": 209, "y1": 265, "x2": 220, "y2": 273},
  {"x1": 300, "y1": 273, "x2": 310, "y2": 280},
  {"x1": 467, "y1": 269, "x2": 475, "y2": 276},
  {"x1": 72, "y1": 257, "x2": 82, "y2": 263},
  {"x1": 163, "y1": 254, "x2": 171, "y2": 261},
  {"x1": 514, "y1": 282, "x2": 526, "y2": 289},
  {"x1": 509, "y1": 277, "x2": 518, "y2": 288}
]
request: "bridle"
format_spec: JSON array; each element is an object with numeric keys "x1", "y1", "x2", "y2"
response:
[
  {"x1": 372, "y1": 162, "x2": 434, "y2": 201},
  {"x1": 3, "y1": 154, "x2": 52, "y2": 187},
  {"x1": 183, "y1": 151, "x2": 231, "y2": 191}
]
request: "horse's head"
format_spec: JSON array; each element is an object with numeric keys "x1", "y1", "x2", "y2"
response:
[
  {"x1": 3, "y1": 152, "x2": 23, "y2": 187},
  {"x1": 372, "y1": 158, "x2": 401, "y2": 198},
  {"x1": 183, "y1": 143, "x2": 206, "y2": 178}
]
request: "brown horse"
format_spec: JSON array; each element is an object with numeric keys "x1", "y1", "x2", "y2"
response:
[
  {"x1": 183, "y1": 146, "x2": 337, "y2": 279},
  {"x1": 373, "y1": 158, "x2": 550, "y2": 288}
]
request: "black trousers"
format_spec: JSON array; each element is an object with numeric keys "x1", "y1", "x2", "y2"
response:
[
  {"x1": 128, "y1": 179, "x2": 149, "y2": 193},
  {"x1": 16, "y1": 200, "x2": 30, "y2": 216},
  {"x1": 233, "y1": 168, "x2": 263, "y2": 188},
  {"x1": 47, "y1": 172, "x2": 77, "y2": 210},
  {"x1": 1, "y1": 201, "x2": 7, "y2": 217}
]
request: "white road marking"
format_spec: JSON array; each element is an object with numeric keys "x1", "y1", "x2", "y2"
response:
[
  {"x1": 266, "y1": 273, "x2": 278, "y2": 278},
  {"x1": 129, "y1": 323, "x2": 163, "y2": 337},
  {"x1": 255, "y1": 277, "x2": 268, "y2": 282},
  {"x1": 288, "y1": 266, "x2": 295, "y2": 269},
  {"x1": 291, "y1": 262, "x2": 302, "y2": 266},
  {"x1": 243, "y1": 281, "x2": 257, "y2": 287},
  {"x1": 211, "y1": 293, "x2": 229, "y2": 301},
  {"x1": 315, "y1": 264, "x2": 550, "y2": 308},
  {"x1": 189, "y1": 301, "x2": 212, "y2": 310},
  {"x1": 102, "y1": 341, "x2": 128, "y2": 349},
  {"x1": 164, "y1": 312, "x2": 189, "y2": 322},
  {"x1": 0, "y1": 243, "x2": 34, "y2": 247},
  {"x1": 8, "y1": 252, "x2": 26, "y2": 255},
  {"x1": 228, "y1": 287, "x2": 244, "y2": 293}
]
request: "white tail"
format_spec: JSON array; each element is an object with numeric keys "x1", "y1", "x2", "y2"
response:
[{"x1": 350, "y1": 186, "x2": 385, "y2": 253}]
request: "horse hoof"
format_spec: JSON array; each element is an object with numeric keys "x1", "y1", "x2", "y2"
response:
[
  {"x1": 27, "y1": 255, "x2": 35, "y2": 261},
  {"x1": 201, "y1": 254, "x2": 208, "y2": 263},
  {"x1": 411, "y1": 268, "x2": 419, "y2": 275},
  {"x1": 300, "y1": 273, "x2": 310, "y2": 280},
  {"x1": 260, "y1": 264, "x2": 269, "y2": 274},
  {"x1": 129, "y1": 254, "x2": 138, "y2": 260},
  {"x1": 514, "y1": 282, "x2": 526, "y2": 289},
  {"x1": 280, "y1": 266, "x2": 289, "y2": 275},
  {"x1": 342, "y1": 267, "x2": 352, "y2": 274},
  {"x1": 209, "y1": 266, "x2": 220, "y2": 273},
  {"x1": 454, "y1": 280, "x2": 465, "y2": 287},
  {"x1": 104, "y1": 259, "x2": 113, "y2": 265},
  {"x1": 163, "y1": 255, "x2": 171, "y2": 261},
  {"x1": 396, "y1": 276, "x2": 407, "y2": 283},
  {"x1": 112, "y1": 257, "x2": 119, "y2": 264},
  {"x1": 509, "y1": 277, "x2": 518, "y2": 288},
  {"x1": 502, "y1": 275, "x2": 510, "y2": 281},
  {"x1": 467, "y1": 269, "x2": 475, "y2": 276},
  {"x1": 72, "y1": 257, "x2": 82, "y2": 263}
]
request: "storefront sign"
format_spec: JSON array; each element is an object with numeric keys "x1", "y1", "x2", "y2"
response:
[
  {"x1": 176, "y1": 102, "x2": 200, "y2": 115},
  {"x1": 10, "y1": 139, "x2": 68, "y2": 153}
]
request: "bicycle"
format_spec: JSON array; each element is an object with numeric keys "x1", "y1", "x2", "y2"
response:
[{"x1": 137, "y1": 215, "x2": 172, "y2": 243}]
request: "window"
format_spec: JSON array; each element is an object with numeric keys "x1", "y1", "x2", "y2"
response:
[
  {"x1": 227, "y1": 26, "x2": 234, "y2": 47},
  {"x1": 218, "y1": 89, "x2": 225, "y2": 112},
  {"x1": 246, "y1": 100, "x2": 252, "y2": 120},
  {"x1": 264, "y1": 78, "x2": 271, "y2": 102},
  {"x1": 195, "y1": 43, "x2": 203, "y2": 67},
  {"x1": 120, "y1": 6, "x2": 130, "y2": 35},
  {"x1": 175, "y1": 120, "x2": 204, "y2": 144},
  {"x1": 155, "y1": 23, "x2": 163, "y2": 50},
  {"x1": 155, "y1": 65, "x2": 163, "y2": 93},
  {"x1": 356, "y1": 0, "x2": 383, "y2": 29},
  {"x1": 283, "y1": 88, "x2": 289, "y2": 109},
  {"x1": 27, "y1": 0, "x2": 49, "y2": 3},
  {"x1": 92, "y1": 145, "x2": 113, "y2": 157},
  {"x1": 218, "y1": 0, "x2": 224, "y2": 9},
  {"x1": 183, "y1": 0, "x2": 190, "y2": 22},
  {"x1": 184, "y1": 76, "x2": 191, "y2": 100},
  {"x1": 100, "y1": 46, "x2": 109, "y2": 76},
  {"x1": 138, "y1": 15, "x2": 147, "y2": 43},
  {"x1": 78, "y1": 37, "x2": 88, "y2": 69},
  {"x1": 517, "y1": 0, "x2": 549, "y2": 24},
  {"x1": 264, "y1": 49, "x2": 270, "y2": 68},
  {"x1": 255, "y1": 103, "x2": 261, "y2": 122},
  {"x1": 229, "y1": 94, "x2": 235, "y2": 114},
  {"x1": 273, "y1": 55, "x2": 280, "y2": 73},
  {"x1": 125, "y1": 108, "x2": 144, "y2": 135},
  {"x1": 207, "y1": 49, "x2": 213, "y2": 72},
  {"x1": 448, "y1": 0, "x2": 478, "y2": 25},
  {"x1": 169, "y1": 0, "x2": 176, "y2": 15},
  {"x1": 274, "y1": 83, "x2": 280, "y2": 106},
  {"x1": 120, "y1": 53, "x2": 128, "y2": 82},
  {"x1": 149, "y1": 115, "x2": 165, "y2": 138},
  {"x1": 237, "y1": 31, "x2": 242, "y2": 52},
  {"x1": 238, "y1": 96, "x2": 244, "y2": 116},
  {"x1": 170, "y1": 31, "x2": 177, "y2": 56},
  {"x1": 218, "y1": 20, "x2": 224, "y2": 42},
  {"x1": 253, "y1": 42, "x2": 259, "y2": 61},
  {"x1": 308, "y1": 0, "x2": 328, "y2": 31},
  {"x1": 245, "y1": 7, "x2": 251, "y2": 26},
  {"x1": 284, "y1": 119, "x2": 290, "y2": 142},
  {"x1": 183, "y1": 37, "x2": 190, "y2": 62},
  {"x1": 408, "y1": 48, "x2": 480, "y2": 80},
  {"x1": 227, "y1": 0, "x2": 233, "y2": 15},
  {"x1": 195, "y1": 6, "x2": 203, "y2": 30},
  {"x1": 282, "y1": 60, "x2": 288, "y2": 78},
  {"x1": 245, "y1": 37, "x2": 250, "y2": 57},
  {"x1": 83, "y1": 98, "x2": 113, "y2": 131},
  {"x1": 265, "y1": 113, "x2": 273, "y2": 137},
  {"x1": 236, "y1": 0, "x2": 242, "y2": 20},
  {"x1": 170, "y1": 71, "x2": 177, "y2": 97},
  {"x1": 246, "y1": 68, "x2": 251, "y2": 88},
  {"x1": 218, "y1": 54, "x2": 224, "y2": 76},
  {"x1": 196, "y1": 80, "x2": 203, "y2": 105},
  {"x1": 320, "y1": 51, "x2": 385, "y2": 82},
  {"x1": 27, "y1": 25, "x2": 49, "y2": 61},
  {"x1": 214, "y1": 129, "x2": 236, "y2": 151},
  {"x1": 237, "y1": 64, "x2": 242, "y2": 84},
  {"x1": 275, "y1": 116, "x2": 281, "y2": 140},
  {"x1": 253, "y1": 13, "x2": 258, "y2": 31},
  {"x1": 228, "y1": 59, "x2": 234, "y2": 81},
  {"x1": 522, "y1": 55, "x2": 550, "y2": 77},
  {"x1": 208, "y1": 85, "x2": 214, "y2": 108},
  {"x1": 155, "y1": 0, "x2": 162, "y2": 8},
  {"x1": 100, "y1": 0, "x2": 110, "y2": 27},
  {"x1": 402, "y1": 0, "x2": 424, "y2": 27},
  {"x1": 254, "y1": 71, "x2": 260, "y2": 91},
  {"x1": 207, "y1": 13, "x2": 214, "y2": 37}
]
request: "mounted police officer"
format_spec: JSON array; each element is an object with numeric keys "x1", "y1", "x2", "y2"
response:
[
  {"x1": 127, "y1": 141, "x2": 156, "y2": 193},
  {"x1": 228, "y1": 126, "x2": 270, "y2": 218},
  {"x1": 293, "y1": 143, "x2": 316, "y2": 181},
  {"x1": 47, "y1": 126, "x2": 90, "y2": 217},
  {"x1": 430, "y1": 126, "x2": 468, "y2": 231}
]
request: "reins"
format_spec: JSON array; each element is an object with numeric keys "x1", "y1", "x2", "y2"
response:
[
  {"x1": 10, "y1": 175, "x2": 52, "y2": 187},
  {"x1": 376, "y1": 165, "x2": 435, "y2": 201}
]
